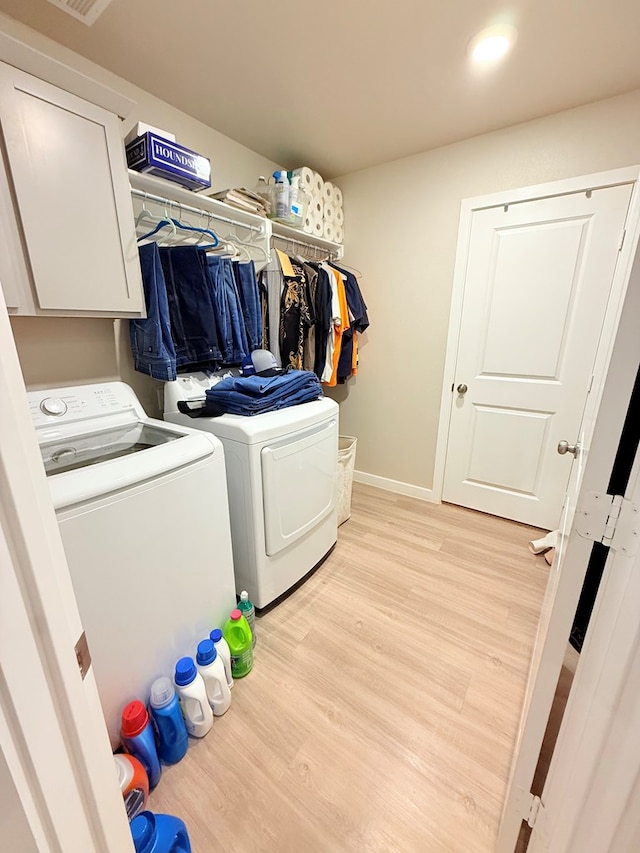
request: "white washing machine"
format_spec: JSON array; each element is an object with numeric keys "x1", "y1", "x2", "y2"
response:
[
  {"x1": 164, "y1": 374, "x2": 339, "y2": 609},
  {"x1": 29, "y1": 382, "x2": 236, "y2": 747}
]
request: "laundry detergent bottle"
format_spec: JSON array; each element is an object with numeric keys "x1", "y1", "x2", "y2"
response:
[
  {"x1": 114, "y1": 754, "x2": 149, "y2": 821},
  {"x1": 238, "y1": 590, "x2": 257, "y2": 648},
  {"x1": 223, "y1": 609, "x2": 253, "y2": 678},
  {"x1": 149, "y1": 677, "x2": 189, "y2": 765},
  {"x1": 196, "y1": 639, "x2": 231, "y2": 716},
  {"x1": 173, "y1": 657, "x2": 213, "y2": 738},
  {"x1": 210, "y1": 627, "x2": 233, "y2": 690},
  {"x1": 130, "y1": 810, "x2": 191, "y2": 853},
  {"x1": 121, "y1": 700, "x2": 162, "y2": 789}
]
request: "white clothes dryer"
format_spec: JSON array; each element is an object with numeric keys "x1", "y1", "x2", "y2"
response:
[
  {"x1": 164, "y1": 374, "x2": 339, "y2": 609},
  {"x1": 29, "y1": 382, "x2": 236, "y2": 747}
]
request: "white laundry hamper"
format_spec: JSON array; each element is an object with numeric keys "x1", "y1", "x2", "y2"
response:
[{"x1": 337, "y1": 436, "x2": 357, "y2": 525}]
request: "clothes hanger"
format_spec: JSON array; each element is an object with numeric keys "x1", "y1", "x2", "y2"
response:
[
  {"x1": 136, "y1": 196, "x2": 177, "y2": 243},
  {"x1": 168, "y1": 217, "x2": 219, "y2": 248},
  {"x1": 206, "y1": 240, "x2": 239, "y2": 258},
  {"x1": 243, "y1": 239, "x2": 269, "y2": 262},
  {"x1": 330, "y1": 258, "x2": 363, "y2": 277},
  {"x1": 137, "y1": 217, "x2": 177, "y2": 243},
  {"x1": 224, "y1": 221, "x2": 269, "y2": 262}
]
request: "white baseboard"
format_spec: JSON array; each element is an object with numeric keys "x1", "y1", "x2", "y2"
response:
[{"x1": 353, "y1": 470, "x2": 436, "y2": 503}]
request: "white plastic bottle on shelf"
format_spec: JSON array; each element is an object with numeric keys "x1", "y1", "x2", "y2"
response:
[
  {"x1": 210, "y1": 627, "x2": 234, "y2": 690},
  {"x1": 173, "y1": 657, "x2": 213, "y2": 738},
  {"x1": 196, "y1": 639, "x2": 231, "y2": 716},
  {"x1": 289, "y1": 175, "x2": 302, "y2": 226},
  {"x1": 273, "y1": 170, "x2": 290, "y2": 222}
]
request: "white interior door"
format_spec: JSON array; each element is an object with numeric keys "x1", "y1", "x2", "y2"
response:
[
  {"x1": 497, "y1": 233, "x2": 640, "y2": 852},
  {"x1": 0, "y1": 284, "x2": 133, "y2": 851},
  {"x1": 529, "y1": 444, "x2": 640, "y2": 852},
  {"x1": 443, "y1": 183, "x2": 632, "y2": 529}
]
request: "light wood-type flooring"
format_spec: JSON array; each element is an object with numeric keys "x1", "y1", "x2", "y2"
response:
[{"x1": 150, "y1": 483, "x2": 549, "y2": 852}]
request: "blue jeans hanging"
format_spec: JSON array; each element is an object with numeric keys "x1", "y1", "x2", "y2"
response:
[
  {"x1": 207, "y1": 256, "x2": 249, "y2": 364},
  {"x1": 159, "y1": 247, "x2": 222, "y2": 370},
  {"x1": 129, "y1": 243, "x2": 177, "y2": 381},
  {"x1": 233, "y1": 260, "x2": 262, "y2": 353}
]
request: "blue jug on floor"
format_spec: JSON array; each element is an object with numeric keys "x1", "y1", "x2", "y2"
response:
[{"x1": 130, "y1": 811, "x2": 191, "y2": 853}]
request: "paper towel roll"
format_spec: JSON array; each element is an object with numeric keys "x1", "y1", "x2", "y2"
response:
[
  {"x1": 293, "y1": 167, "x2": 315, "y2": 193},
  {"x1": 333, "y1": 225, "x2": 344, "y2": 244},
  {"x1": 303, "y1": 212, "x2": 314, "y2": 235},
  {"x1": 333, "y1": 186, "x2": 343, "y2": 207},
  {"x1": 335, "y1": 207, "x2": 344, "y2": 226},
  {"x1": 312, "y1": 197, "x2": 324, "y2": 219},
  {"x1": 324, "y1": 221, "x2": 335, "y2": 241},
  {"x1": 324, "y1": 202, "x2": 336, "y2": 223}
]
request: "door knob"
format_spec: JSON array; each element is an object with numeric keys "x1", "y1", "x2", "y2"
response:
[
  {"x1": 557, "y1": 440, "x2": 579, "y2": 457},
  {"x1": 457, "y1": 384, "x2": 468, "y2": 395}
]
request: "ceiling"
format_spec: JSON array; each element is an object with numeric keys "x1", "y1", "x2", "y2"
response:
[{"x1": 1, "y1": 0, "x2": 640, "y2": 178}]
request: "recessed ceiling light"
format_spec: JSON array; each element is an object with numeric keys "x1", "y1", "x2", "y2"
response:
[{"x1": 468, "y1": 25, "x2": 518, "y2": 63}]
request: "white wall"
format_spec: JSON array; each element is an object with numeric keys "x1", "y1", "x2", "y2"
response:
[
  {"x1": 332, "y1": 90, "x2": 640, "y2": 492},
  {"x1": 0, "y1": 12, "x2": 280, "y2": 415}
]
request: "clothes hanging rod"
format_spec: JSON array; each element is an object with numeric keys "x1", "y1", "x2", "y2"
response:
[
  {"x1": 271, "y1": 232, "x2": 339, "y2": 258},
  {"x1": 130, "y1": 187, "x2": 263, "y2": 234}
]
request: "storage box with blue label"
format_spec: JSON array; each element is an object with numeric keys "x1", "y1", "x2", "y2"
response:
[{"x1": 126, "y1": 132, "x2": 211, "y2": 191}]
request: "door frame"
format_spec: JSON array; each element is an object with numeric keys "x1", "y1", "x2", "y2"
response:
[
  {"x1": 496, "y1": 211, "x2": 640, "y2": 851},
  {"x1": 432, "y1": 165, "x2": 640, "y2": 509},
  {"x1": 0, "y1": 290, "x2": 133, "y2": 850},
  {"x1": 529, "y1": 443, "x2": 640, "y2": 851}
]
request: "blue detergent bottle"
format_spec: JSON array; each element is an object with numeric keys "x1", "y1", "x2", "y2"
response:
[
  {"x1": 121, "y1": 700, "x2": 162, "y2": 789},
  {"x1": 149, "y1": 677, "x2": 189, "y2": 765},
  {"x1": 130, "y1": 811, "x2": 192, "y2": 853}
]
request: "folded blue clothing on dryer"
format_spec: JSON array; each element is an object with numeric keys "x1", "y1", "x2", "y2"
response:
[{"x1": 177, "y1": 369, "x2": 322, "y2": 418}]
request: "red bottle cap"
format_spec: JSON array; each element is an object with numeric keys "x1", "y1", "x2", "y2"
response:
[
  {"x1": 121, "y1": 700, "x2": 149, "y2": 738},
  {"x1": 231, "y1": 608, "x2": 242, "y2": 621}
]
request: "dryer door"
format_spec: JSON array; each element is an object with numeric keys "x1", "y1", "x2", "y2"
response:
[{"x1": 261, "y1": 418, "x2": 337, "y2": 556}]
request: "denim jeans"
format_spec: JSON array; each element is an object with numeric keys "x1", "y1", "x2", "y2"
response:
[
  {"x1": 204, "y1": 369, "x2": 321, "y2": 415},
  {"x1": 233, "y1": 260, "x2": 262, "y2": 353},
  {"x1": 129, "y1": 243, "x2": 177, "y2": 381},
  {"x1": 159, "y1": 247, "x2": 221, "y2": 369},
  {"x1": 207, "y1": 256, "x2": 249, "y2": 364}
]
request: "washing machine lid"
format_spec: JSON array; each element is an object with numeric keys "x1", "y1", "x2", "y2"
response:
[{"x1": 29, "y1": 382, "x2": 219, "y2": 509}]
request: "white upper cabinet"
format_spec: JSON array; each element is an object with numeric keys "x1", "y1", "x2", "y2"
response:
[{"x1": 0, "y1": 61, "x2": 144, "y2": 316}]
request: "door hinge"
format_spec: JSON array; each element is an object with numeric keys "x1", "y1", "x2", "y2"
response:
[
  {"x1": 74, "y1": 631, "x2": 92, "y2": 680},
  {"x1": 522, "y1": 792, "x2": 549, "y2": 845},
  {"x1": 576, "y1": 492, "x2": 640, "y2": 556},
  {"x1": 527, "y1": 794, "x2": 542, "y2": 828},
  {"x1": 619, "y1": 228, "x2": 627, "y2": 251}
]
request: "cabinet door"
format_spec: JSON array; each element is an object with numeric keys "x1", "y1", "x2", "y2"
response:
[{"x1": 0, "y1": 62, "x2": 143, "y2": 315}]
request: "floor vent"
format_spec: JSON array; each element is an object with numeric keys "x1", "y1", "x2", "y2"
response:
[{"x1": 46, "y1": 0, "x2": 115, "y2": 26}]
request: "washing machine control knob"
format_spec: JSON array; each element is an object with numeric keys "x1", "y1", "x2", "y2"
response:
[{"x1": 40, "y1": 397, "x2": 67, "y2": 417}]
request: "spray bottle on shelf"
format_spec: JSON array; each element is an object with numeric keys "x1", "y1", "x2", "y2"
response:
[{"x1": 238, "y1": 590, "x2": 257, "y2": 649}]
